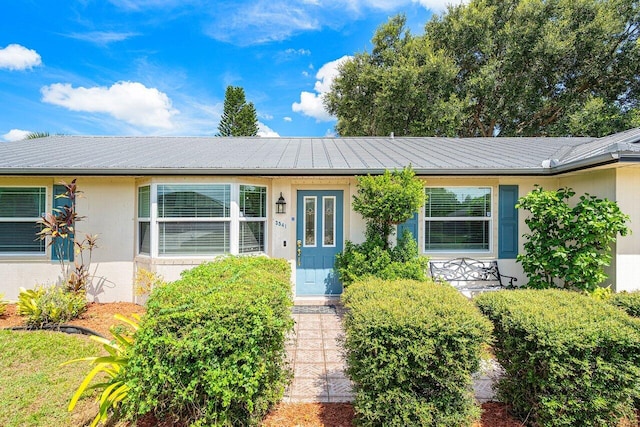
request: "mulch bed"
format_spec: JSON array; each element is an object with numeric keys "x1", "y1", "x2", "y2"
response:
[{"x1": 0, "y1": 302, "x2": 577, "y2": 426}]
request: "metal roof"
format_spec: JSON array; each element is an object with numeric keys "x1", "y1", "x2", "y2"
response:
[{"x1": 0, "y1": 129, "x2": 639, "y2": 176}]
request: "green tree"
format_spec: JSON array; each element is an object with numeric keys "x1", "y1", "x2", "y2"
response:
[
  {"x1": 326, "y1": 1, "x2": 640, "y2": 137},
  {"x1": 336, "y1": 166, "x2": 429, "y2": 286},
  {"x1": 352, "y1": 165, "x2": 425, "y2": 249},
  {"x1": 217, "y1": 86, "x2": 258, "y2": 137},
  {"x1": 516, "y1": 186, "x2": 630, "y2": 292}
]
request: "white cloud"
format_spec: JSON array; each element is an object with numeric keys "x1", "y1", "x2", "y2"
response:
[
  {"x1": 258, "y1": 122, "x2": 280, "y2": 137},
  {"x1": 2, "y1": 129, "x2": 32, "y2": 141},
  {"x1": 283, "y1": 116, "x2": 293, "y2": 122},
  {"x1": 206, "y1": 2, "x2": 320, "y2": 45},
  {"x1": 108, "y1": 0, "x2": 188, "y2": 10},
  {"x1": 0, "y1": 44, "x2": 42, "y2": 71},
  {"x1": 66, "y1": 31, "x2": 140, "y2": 45},
  {"x1": 260, "y1": 113, "x2": 274, "y2": 120},
  {"x1": 284, "y1": 48, "x2": 311, "y2": 56},
  {"x1": 292, "y1": 55, "x2": 350, "y2": 122},
  {"x1": 41, "y1": 81, "x2": 178, "y2": 129}
]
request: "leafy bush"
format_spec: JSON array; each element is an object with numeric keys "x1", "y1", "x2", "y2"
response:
[
  {"x1": 337, "y1": 166, "x2": 428, "y2": 286},
  {"x1": 352, "y1": 166, "x2": 425, "y2": 248},
  {"x1": 0, "y1": 293, "x2": 6, "y2": 316},
  {"x1": 123, "y1": 256, "x2": 293, "y2": 426},
  {"x1": 64, "y1": 313, "x2": 140, "y2": 427},
  {"x1": 17, "y1": 286, "x2": 87, "y2": 327},
  {"x1": 134, "y1": 268, "x2": 165, "y2": 296},
  {"x1": 476, "y1": 289, "x2": 640, "y2": 426},
  {"x1": 516, "y1": 186, "x2": 630, "y2": 292},
  {"x1": 336, "y1": 230, "x2": 429, "y2": 286},
  {"x1": 342, "y1": 278, "x2": 492, "y2": 426},
  {"x1": 609, "y1": 291, "x2": 640, "y2": 317}
]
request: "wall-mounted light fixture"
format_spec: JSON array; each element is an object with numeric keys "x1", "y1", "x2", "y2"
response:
[{"x1": 275, "y1": 192, "x2": 286, "y2": 214}]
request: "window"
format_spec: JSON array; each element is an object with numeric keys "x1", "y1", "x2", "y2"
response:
[
  {"x1": 157, "y1": 184, "x2": 231, "y2": 255},
  {"x1": 424, "y1": 187, "x2": 491, "y2": 252},
  {"x1": 323, "y1": 196, "x2": 335, "y2": 247},
  {"x1": 137, "y1": 186, "x2": 151, "y2": 255},
  {"x1": 239, "y1": 185, "x2": 266, "y2": 253},
  {"x1": 139, "y1": 183, "x2": 268, "y2": 257},
  {"x1": 0, "y1": 187, "x2": 46, "y2": 254}
]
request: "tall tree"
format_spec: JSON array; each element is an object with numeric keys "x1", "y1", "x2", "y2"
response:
[
  {"x1": 217, "y1": 86, "x2": 259, "y2": 137},
  {"x1": 325, "y1": 1, "x2": 640, "y2": 137}
]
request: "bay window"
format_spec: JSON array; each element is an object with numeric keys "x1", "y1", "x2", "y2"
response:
[
  {"x1": 424, "y1": 187, "x2": 491, "y2": 252},
  {"x1": 137, "y1": 183, "x2": 267, "y2": 257}
]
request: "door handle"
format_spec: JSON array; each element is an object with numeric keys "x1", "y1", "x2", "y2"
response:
[{"x1": 296, "y1": 240, "x2": 302, "y2": 266}]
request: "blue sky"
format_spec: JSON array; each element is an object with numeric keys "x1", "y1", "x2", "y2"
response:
[{"x1": 0, "y1": 0, "x2": 458, "y2": 140}]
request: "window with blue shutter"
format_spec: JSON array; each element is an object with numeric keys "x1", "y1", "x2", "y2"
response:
[
  {"x1": 51, "y1": 184, "x2": 74, "y2": 261},
  {"x1": 498, "y1": 185, "x2": 519, "y2": 259},
  {"x1": 0, "y1": 187, "x2": 46, "y2": 254}
]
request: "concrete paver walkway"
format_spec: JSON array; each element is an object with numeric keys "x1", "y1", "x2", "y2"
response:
[
  {"x1": 285, "y1": 302, "x2": 353, "y2": 403},
  {"x1": 285, "y1": 299, "x2": 501, "y2": 403}
]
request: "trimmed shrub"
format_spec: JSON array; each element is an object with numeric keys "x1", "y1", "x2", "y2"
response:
[
  {"x1": 609, "y1": 291, "x2": 640, "y2": 317},
  {"x1": 17, "y1": 286, "x2": 87, "y2": 327},
  {"x1": 342, "y1": 278, "x2": 492, "y2": 426},
  {"x1": 123, "y1": 256, "x2": 293, "y2": 426},
  {"x1": 336, "y1": 230, "x2": 429, "y2": 286},
  {"x1": 476, "y1": 289, "x2": 640, "y2": 426}
]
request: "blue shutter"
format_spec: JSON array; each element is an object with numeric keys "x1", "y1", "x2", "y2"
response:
[
  {"x1": 397, "y1": 212, "x2": 419, "y2": 242},
  {"x1": 498, "y1": 185, "x2": 519, "y2": 259},
  {"x1": 51, "y1": 185, "x2": 74, "y2": 262}
]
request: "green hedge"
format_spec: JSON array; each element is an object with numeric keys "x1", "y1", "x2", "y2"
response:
[
  {"x1": 123, "y1": 257, "x2": 293, "y2": 426},
  {"x1": 609, "y1": 291, "x2": 640, "y2": 317},
  {"x1": 342, "y1": 279, "x2": 492, "y2": 426},
  {"x1": 476, "y1": 289, "x2": 640, "y2": 427}
]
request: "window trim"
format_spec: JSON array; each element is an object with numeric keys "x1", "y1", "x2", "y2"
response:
[
  {"x1": 423, "y1": 186, "x2": 493, "y2": 254},
  {"x1": 137, "y1": 185, "x2": 151, "y2": 256},
  {"x1": 238, "y1": 185, "x2": 267, "y2": 254},
  {"x1": 322, "y1": 196, "x2": 336, "y2": 248},
  {"x1": 0, "y1": 185, "x2": 47, "y2": 257},
  {"x1": 303, "y1": 196, "x2": 317, "y2": 248}
]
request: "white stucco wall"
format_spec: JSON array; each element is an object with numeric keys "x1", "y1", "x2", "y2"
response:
[
  {"x1": 614, "y1": 165, "x2": 640, "y2": 292},
  {"x1": 2, "y1": 168, "x2": 637, "y2": 301},
  {"x1": 0, "y1": 176, "x2": 136, "y2": 302}
]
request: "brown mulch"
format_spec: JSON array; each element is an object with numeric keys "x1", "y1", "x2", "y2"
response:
[{"x1": 0, "y1": 302, "x2": 586, "y2": 426}]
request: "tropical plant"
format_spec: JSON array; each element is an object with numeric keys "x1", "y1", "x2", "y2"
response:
[
  {"x1": 26, "y1": 131, "x2": 50, "y2": 139},
  {"x1": 516, "y1": 186, "x2": 630, "y2": 292},
  {"x1": 0, "y1": 293, "x2": 7, "y2": 316},
  {"x1": 17, "y1": 286, "x2": 87, "y2": 327},
  {"x1": 17, "y1": 287, "x2": 45, "y2": 316},
  {"x1": 64, "y1": 313, "x2": 140, "y2": 427},
  {"x1": 36, "y1": 179, "x2": 99, "y2": 294}
]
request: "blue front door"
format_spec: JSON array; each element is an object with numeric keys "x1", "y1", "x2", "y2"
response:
[{"x1": 296, "y1": 190, "x2": 343, "y2": 296}]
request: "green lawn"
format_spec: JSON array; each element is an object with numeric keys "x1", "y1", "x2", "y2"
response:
[{"x1": 0, "y1": 330, "x2": 103, "y2": 427}]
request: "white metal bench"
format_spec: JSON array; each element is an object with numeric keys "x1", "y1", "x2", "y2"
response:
[{"x1": 429, "y1": 258, "x2": 517, "y2": 293}]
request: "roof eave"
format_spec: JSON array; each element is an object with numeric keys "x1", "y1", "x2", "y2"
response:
[{"x1": 0, "y1": 166, "x2": 555, "y2": 176}]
